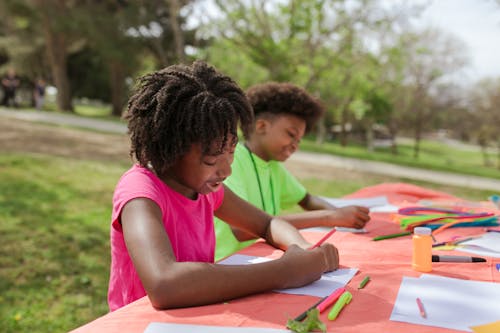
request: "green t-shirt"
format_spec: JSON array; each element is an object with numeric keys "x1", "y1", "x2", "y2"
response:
[{"x1": 214, "y1": 143, "x2": 307, "y2": 261}]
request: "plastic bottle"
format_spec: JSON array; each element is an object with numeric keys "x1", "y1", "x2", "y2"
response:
[{"x1": 412, "y1": 227, "x2": 432, "y2": 272}]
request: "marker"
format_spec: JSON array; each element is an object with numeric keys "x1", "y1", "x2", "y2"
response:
[
  {"x1": 328, "y1": 291, "x2": 352, "y2": 320},
  {"x1": 316, "y1": 287, "x2": 345, "y2": 313},
  {"x1": 358, "y1": 276, "x2": 370, "y2": 289},
  {"x1": 496, "y1": 263, "x2": 500, "y2": 272},
  {"x1": 431, "y1": 255, "x2": 486, "y2": 262},
  {"x1": 293, "y1": 296, "x2": 327, "y2": 321},
  {"x1": 416, "y1": 297, "x2": 426, "y2": 318},
  {"x1": 372, "y1": 231, "x2": 412, "y2": 241},
  {"x1": 309, "y1": 229, "x2": 337, "y2": 249}
]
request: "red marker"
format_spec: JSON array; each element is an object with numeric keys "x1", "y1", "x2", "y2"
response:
[
  {"x1": 317, "y1": 287, "x2": 346, "y2": 313},
  {"x1": 308, "y1": 229, "x2": 337, "y2": 250}
]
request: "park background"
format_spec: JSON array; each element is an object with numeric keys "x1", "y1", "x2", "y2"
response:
[{"x1": 0, "y1": 1, "x2": 499, "y2": 332}]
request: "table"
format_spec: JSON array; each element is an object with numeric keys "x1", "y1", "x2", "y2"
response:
[{"x1": 70, "y1": 183, "x2": 500, "y2": 333}]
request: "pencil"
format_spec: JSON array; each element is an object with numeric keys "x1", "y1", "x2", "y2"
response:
[
  {"x1": 308, "y1": 229, "x2": 337, "y2": 249},
  {"x1": 372, "y1": 231, "x2": 412, "y2": 241},
  {"x1": 293, "y1": 296, "x2": 327, "y2": 321}
]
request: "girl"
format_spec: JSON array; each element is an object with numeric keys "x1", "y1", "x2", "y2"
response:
[{"x1": 108, "y1": 61, "x2": 339, "y2": 311}]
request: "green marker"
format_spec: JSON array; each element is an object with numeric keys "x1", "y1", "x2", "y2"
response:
[
  {"x1": 372, "y1": 231, "x2": 412, "y2": 241},
  {"x1": 358, "y1": 275, "x2": 370, "y2": 289}
]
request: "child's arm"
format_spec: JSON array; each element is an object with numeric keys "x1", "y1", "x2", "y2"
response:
[
  {"x1": 292, "y1": 193, "x2": 370, "y2": 229},
  {"x1": 298, "y1": 193, "x2": 337, "y2": 210},
  {"x1": 215, "y1": 185, "x2": 311, "y2": 249},
  {"x1": 226, "y1": 192, "x2": 370, "y2": 242},
  {"x1": 122, "y1": 196, "x2": 339, "y2": 310}
]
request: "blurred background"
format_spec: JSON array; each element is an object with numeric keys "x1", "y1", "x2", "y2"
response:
[
  {"x1": 1, "y1": 1, "x2": 499, "y2": 332},
  {"x1": 1, "y1": 0, "x2": 499, "y2": 161}
]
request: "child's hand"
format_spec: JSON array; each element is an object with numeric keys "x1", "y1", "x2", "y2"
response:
[
  {"x1": 279, "y1": 244, "x2": 339, "y2": 289},
  {"x1": 329, "y1": 205, "x2": 370, "y2": 229}
]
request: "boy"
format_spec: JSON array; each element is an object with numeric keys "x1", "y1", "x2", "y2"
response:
[{"x1": 214, "y1": 82, "x2": 370, "y2": 261}]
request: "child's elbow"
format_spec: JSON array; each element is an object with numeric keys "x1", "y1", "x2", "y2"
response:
[{"x1": 146, "y1": 276, "x2": 184, "y2": 310}]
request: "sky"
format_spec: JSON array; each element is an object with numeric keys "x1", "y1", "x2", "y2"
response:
[{"x1": 418, "y1": 0, "x2": 500, "y2": 82}]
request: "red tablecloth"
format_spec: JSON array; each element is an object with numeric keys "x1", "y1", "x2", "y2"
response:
[{"x1": 70, "y1": 183, "x2": 500, "y2": 333}]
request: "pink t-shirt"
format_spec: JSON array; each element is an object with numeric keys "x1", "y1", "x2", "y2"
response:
[{"x1": 107, "y1": 164, "x2": 224, "y2": 311}]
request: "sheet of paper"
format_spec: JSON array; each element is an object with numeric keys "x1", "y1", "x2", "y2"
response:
[
  {"x1": 144, "y1": 322, "x2": 291, "y2": 333},
  {"x1": 390, "y1": 275, "x2": 500, "y2": 332},
  {"x1": 322, "y1": 195, "x2": 399, "y2": 212},
  {"x1": 218, "y1": 254, "x2": 358, "y2": 297},
  {"x1": 454, "y1": 232, "x2": 500, "y2": 258}
]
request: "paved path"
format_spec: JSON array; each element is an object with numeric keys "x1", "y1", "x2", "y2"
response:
[{"x1": 1, "y1": 108, "x2": 499, "y2": 191}]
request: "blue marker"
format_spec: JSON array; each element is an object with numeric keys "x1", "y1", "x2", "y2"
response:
[
  {"x1": 489, "y1": 194, "x2": 500, "y2": 208},
  {"x1": 496, "y1": 263, "x2": 500, "y2": 272}
]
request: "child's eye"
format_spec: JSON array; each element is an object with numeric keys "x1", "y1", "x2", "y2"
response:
[{"x1": 203, "y1": 160, "x2": 217, "y2": 166}]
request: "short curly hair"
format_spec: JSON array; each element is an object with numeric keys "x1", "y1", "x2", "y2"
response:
[
  {"x1": 244, "y1": 82, "x2": 325, "y2": 138},
  {"x1": 125, "y1": 60, "x2": 253, "y2": 176}
]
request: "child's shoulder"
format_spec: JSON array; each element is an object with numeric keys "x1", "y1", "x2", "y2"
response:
[{"x1": 117, "y1": 164, "x2": 159, "y2": 188}]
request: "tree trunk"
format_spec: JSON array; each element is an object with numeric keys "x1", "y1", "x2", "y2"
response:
[
  {"x1": 315, "y1": 116, "x2": 325, "y2": 145},
  {"x1": 39, "y1": 3, "x2": 73, "y2": 112},
  {"x1": 365, "y1": 120, "x2": 374, "y2": 152},
  {"x1": 480, "y1": 144, "x2": 491, "y2": 167},
  {"x1": 167, "y1": 0, "x2": 185, "y2": 63},
  {"x1": 109, "y1": 62, "x2": 126, "y2": 117}
]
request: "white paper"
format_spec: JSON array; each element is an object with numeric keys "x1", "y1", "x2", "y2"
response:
[
  {"x1": 390, "y1": 275, "x2": 500, "y2": 332},
  {"x1": 218, "y1": 254, "x2": 358, "y2": 297},
  {"x1": 454, "y1": 232, "x2": 500, "y2": 258},
  {"x1": 322, "y1": 195, "x2": 399, "y2": 213},
  {"x1": 144, "y1": 322, "x2": 291, "y2": 333}
]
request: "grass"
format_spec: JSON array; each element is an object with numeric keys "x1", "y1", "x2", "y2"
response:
[
  {"x1": 0, "y1": 153, "x2": 127, "y2": 333},
  {"x1": 0, "y1": 147, "x2": 496, "y2": 333},
  {"x1": 300, "y1": 137, "x2": 499, "y2": 180}
]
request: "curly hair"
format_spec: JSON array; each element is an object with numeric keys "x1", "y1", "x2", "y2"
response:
[
  {"x1": 244, "y1": 82, "x2": 325, "y2": 138},
  {"x1": 125, "y1": 60, "x2": 253, "y2": 176}
]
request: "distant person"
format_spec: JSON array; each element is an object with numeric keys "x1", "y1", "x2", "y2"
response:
[
  {"x1": 33, "y1": 78, "x2": 46, "y2": 110},
  {"x1": 214, "y1": 82, "x2": 370, "y2": 261},
  {"x1": 1, "y1": 68, "x2": 20, "y2": 107},
  {"x1": 108, "y1": 61, "x2": 339, "y2": 311}
]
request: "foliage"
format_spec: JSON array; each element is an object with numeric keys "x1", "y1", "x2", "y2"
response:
[{"x1": 287, "y1": 309, "x2": 326, "y2": 333}]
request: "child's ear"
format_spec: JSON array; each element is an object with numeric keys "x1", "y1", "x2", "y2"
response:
[{"x1": 254, "y1": 118, "x2": 270, "y2": 135}]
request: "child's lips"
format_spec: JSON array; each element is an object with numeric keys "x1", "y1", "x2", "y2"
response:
[{"x1": 207, "y1": 181, "x2": 222, "y2": 191}]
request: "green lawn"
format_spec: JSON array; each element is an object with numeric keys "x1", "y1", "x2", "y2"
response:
[
  {"x1": 0, "y1": 150, "x2": 496, "y2": 333},
  {"x1": 0, "y1": 153, "x2": 127, "y2": 332},
  {"x1": 300, "y1": 137, "x2": 499, "y2": 180}
]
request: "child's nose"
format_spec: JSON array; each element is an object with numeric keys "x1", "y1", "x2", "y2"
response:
[{"x1": 217, "y1": 156, "x2": 232, "y2": 179}]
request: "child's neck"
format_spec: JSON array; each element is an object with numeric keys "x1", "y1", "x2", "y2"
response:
[
  {"x1": 244, "y1": 140, "x2": 269, "y2": 162},
  {"x1": 148, "y1": 164, "x2": 198, "y2": 200}
]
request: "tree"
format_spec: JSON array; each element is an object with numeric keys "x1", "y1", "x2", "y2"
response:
[
  {"x1": 206, "y1": 0, "x2": 417, "y2": 144},
  {"x1": 376, "y1": 28, "x2": 467, "y2": 157},
  {"x1": 469, "y1": 78, "x2": 500, "y2": 168}
]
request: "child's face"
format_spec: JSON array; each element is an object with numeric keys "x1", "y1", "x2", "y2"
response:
[
  {"x1": 254, "y1": 114, "x2": 306, "y2": 162},
  {"x1": 165, "y1": 136, "x2": 236, "y2": 199}
]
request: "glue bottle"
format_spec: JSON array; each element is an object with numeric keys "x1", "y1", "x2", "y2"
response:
[{"x1": 412, "y1": 227, "x2": 432, "y2": 272}]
